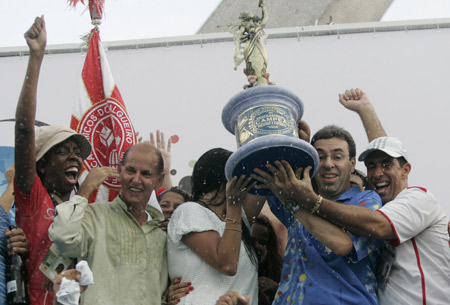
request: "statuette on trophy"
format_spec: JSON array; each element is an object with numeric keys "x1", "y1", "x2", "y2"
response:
[
  {"x1": 222, "y1": 0, "x2": 319, "y2": 196},
  {"x1": 233, "y1": 0, "x2": 268, "y2": 86}
]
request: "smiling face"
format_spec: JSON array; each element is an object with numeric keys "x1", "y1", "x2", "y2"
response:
[
  {"x1": 158, "y1": 191, "x2": 186, "y2": 221},
  {"x1": 118, "y1": 144, "x2": 164, "y2": 208},
  {"x1": 365, "y1": 150, "x2": 410, "y2": 204},
  {"x1": 314, "y1": 137, "x2": 355, "y2": 200},
  {"x1": 38, "y1": 138, "x2": 83, "y2": 198}
]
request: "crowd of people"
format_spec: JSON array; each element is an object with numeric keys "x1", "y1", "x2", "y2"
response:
[{"x1": 0, "y1": 15, "x2": 449, "y2": 305}]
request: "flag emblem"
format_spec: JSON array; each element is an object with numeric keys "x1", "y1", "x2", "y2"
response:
[{"x1": 78, "y1": 97, "x2": 134, "y2": 188}]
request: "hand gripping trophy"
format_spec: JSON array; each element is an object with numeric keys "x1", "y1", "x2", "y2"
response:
[{"x1": 222, "y1": 0, "x2": 319, "y2": 196}]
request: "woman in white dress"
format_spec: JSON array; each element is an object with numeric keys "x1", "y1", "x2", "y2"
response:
[{"x1": 167, "y1": 148, "x2": 259, "y2": 305}]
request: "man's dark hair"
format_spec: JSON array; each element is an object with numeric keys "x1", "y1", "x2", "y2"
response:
[
  {"x1": 311, "y1": 125, "x2": 356, "y2": 159},
  {"x1": 351, "y1": 169, "x2": 369, "y2": 190},
  {"x1": 396, "y1": 157, "x2": 407, "y2": 167}
]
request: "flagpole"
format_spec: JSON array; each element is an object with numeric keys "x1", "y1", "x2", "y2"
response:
[{"x1": 70, "y1": 0, "x2": 139, "y2": 203}]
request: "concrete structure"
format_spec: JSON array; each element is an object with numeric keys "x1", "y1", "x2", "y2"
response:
[{"x1": 197, "y1": 0, "x2": 393, "y2": 34}]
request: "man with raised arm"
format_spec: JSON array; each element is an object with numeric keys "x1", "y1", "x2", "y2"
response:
[
  {"x1": 283, "y1": 89, "x2": 450, "y2": 304},
  {"x1": 49, "y1": 142, "x2": 168, "y2": 305}
]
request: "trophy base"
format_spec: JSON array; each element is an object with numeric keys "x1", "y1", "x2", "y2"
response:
[{"x1": 225, "y1": 135, "x2": 319, "y2": 196}]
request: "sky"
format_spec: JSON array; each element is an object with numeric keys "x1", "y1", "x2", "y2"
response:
[{"x1": 1, "y1": 0, "x2": 450, "y2": 48}]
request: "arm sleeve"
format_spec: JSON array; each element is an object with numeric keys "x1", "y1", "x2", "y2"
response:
[
  {"x1": 48, "y1": 195, "x2": 93, "y2": 258},
  {"x1": 160, "y1": 245, "x2": 169, "y2": 305},
  {"x1": 13, "y1": 174, "x2": 48, "y2": 218},
  {"x1": 378, "y1": 188, "x2": 440, "y2": 246},
  {"x1": 346, "y1": 190, "x2": 384, "y2": 262},
  {"x1": 267, "y1": 196, "x2": 295, "y2": 228},
  {"x1": 167, "y1": 201, "x2": 223, "y2": 243}
]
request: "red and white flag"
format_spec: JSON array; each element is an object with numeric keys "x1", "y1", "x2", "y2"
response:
[{"x1": 70, "y1": 27, "x2": 136, "y2": 203}]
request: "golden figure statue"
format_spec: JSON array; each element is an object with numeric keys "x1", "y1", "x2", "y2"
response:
[{"x1": 233, "y1": 0, "x2": 269, "y2": 86}]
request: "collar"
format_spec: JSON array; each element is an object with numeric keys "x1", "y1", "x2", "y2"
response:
[
  {"x1": 335, "y1": 186, "x2": 361, "y2": 203},
  {"x1": 115, "y1": 196, "x2": 165, "y2": 223}
]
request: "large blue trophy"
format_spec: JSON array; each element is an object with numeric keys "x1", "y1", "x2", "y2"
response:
[{"x1": 222, "y1": 0, "x2": 319, "y2": 196}]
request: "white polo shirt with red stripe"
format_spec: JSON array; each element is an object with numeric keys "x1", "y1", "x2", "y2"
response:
[{"x1": 377, "y1": 186, "x2": 450, "y2": 305}]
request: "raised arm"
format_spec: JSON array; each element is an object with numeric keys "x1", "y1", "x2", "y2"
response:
[
  {"x1": 15, "y1": 16, "x2": 47, "y2": 194},
  {"x1": 259, "y1": 0, "x2": 268, "y2": 28},
  {"x1": 76, "y1": 166, "x2": 119, "y2": 198},
  {"x1": 252, "y1": 161, "x2": 353, "y2": 256},
  {"x1": 150, "y1": 130, "x2": 173, "y2": 188},
  {"x1": 181, "y1": 176, "x2": 253, "y2": 276},
  {"x1": 339, "y1": 88, "x2": 387, "y2": 142}
]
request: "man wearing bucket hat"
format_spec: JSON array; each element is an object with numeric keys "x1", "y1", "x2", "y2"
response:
[
  {"x1": 286, "y1": 89, "x2": 450, "y2": 304},
  {"x1": 14, "y1": 17, "x2": 117, "y2": 305}
]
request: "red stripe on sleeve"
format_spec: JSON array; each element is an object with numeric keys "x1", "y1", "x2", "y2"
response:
[{"x1": 377, "y1": 210, "x2": 401, "y2": 247}]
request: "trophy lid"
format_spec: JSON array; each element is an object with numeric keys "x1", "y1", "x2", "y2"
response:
[{"x1": 222, "y1": 85, "x2": 304, "y2": 135}]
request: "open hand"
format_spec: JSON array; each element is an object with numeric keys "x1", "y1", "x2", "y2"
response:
[
  {"x1": 168, "y1": 277, "x2": 194, "y2": 305},
  {"x1": 226, "y1": 176, "x2": 254, "y2": 206},
  {"x1": 150, "y1": 130, "x2": 173, "y2": 175},
  {"x1": 77, "y1": 167, "x2": 119, "y2": 198},
  {"x1": 158, "y1": 219, "x2": 169, "y2": 232}
]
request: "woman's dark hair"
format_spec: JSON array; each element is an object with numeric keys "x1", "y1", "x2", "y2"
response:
[
  {"x1": 254, "y1": 215, "x2": 282, "y2": 283},
  {"x1": 157, "y1": 186, "x2": 192, "y2": 202},
  {"x1": 191, "y1": 148, "x2": 232, "y2": 203},
  {"x1": 191, "y1": 148, "x2": 258, "y2": 266}
]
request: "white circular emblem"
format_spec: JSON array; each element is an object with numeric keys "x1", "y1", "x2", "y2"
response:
[{"x1": 78, "y1": 98, "x2": 135, "y2": 188}]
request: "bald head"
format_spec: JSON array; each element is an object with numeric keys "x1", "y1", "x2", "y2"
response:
[
  {"x1": 118, "y1": 142, "x2": 165, "y2": 207},
  {"x1": 121, "y1": 142, "x2": 164, "y2": 175}
]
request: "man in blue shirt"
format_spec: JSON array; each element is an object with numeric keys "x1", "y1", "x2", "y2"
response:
[{"x1": 252, "y1": 125, "x2": 383, "y2": 305}]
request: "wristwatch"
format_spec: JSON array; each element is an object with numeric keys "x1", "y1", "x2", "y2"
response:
[{"x1": 283, "y1": 199, "x2": 301, "y2": 214}]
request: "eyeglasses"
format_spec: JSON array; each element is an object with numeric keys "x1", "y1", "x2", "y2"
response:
[{"x1": 318, "y1": 153, "x2": 349, "y2": 162}]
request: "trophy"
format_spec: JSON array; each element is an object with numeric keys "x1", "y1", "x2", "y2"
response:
[{"x1": 222, "y1": 0, "x2": 319, "y2": 196}]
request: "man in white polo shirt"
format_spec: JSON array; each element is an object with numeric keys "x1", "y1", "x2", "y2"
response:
[{"x1": 358, "y1": 137, "x2": 450, "y2": 304}]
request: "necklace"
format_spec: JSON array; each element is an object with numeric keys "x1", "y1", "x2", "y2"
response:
[{"x1": 197, "y1": 199, "x2": 226, "y2": 221}]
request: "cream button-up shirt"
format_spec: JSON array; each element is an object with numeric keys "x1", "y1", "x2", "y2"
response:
[{"x1": 49, "y1": 195, "x2": 168, "y2": 305}]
